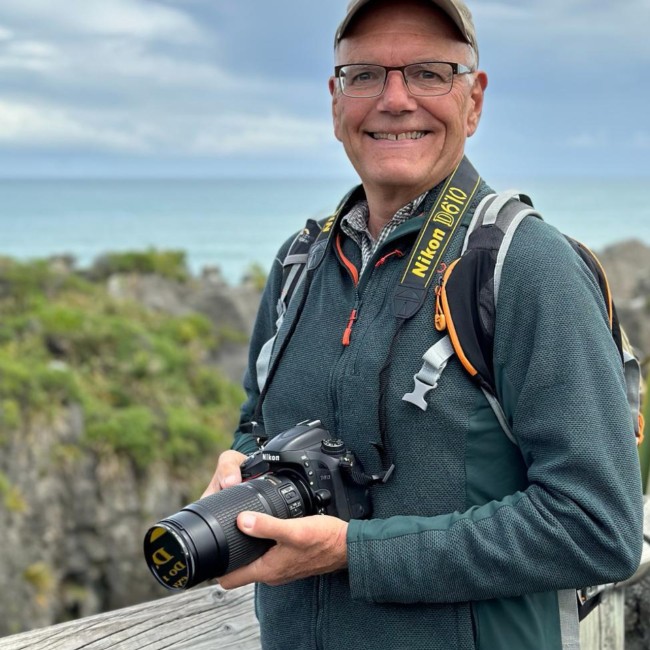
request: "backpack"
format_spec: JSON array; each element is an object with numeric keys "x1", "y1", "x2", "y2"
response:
[
  {"x1": 402, "y1": 189, "x2": 645, "y2": 620},
  {"x1": 426, "y1": 189, "x2": 644, "y2": 448}
]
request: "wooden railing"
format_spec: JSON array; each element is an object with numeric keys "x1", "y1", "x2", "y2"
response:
[
  {"x1": 0, "y1": 583, "x2": 260, "y2": 650},
  {"x1": 1, "y1": 498, "x2": 648, "y2": 650}
]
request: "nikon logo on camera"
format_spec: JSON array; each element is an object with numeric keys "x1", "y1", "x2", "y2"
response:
[{"x1": 263, "y1": 453, "x2": 280, "y2": 461}]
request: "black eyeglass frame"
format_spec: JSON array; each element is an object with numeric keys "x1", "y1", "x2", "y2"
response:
[{"x1": 333, "y1": 61, "x2": 475, "y2": 98}]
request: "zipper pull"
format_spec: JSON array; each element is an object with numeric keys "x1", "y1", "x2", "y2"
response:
[{"x1": 342, "y1": 301, "x2": 360, "y2": 346}]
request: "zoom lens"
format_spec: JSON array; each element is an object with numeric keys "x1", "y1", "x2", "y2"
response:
[{"x1": 143, "y1": 473, "x2": 311, "y2": 591}]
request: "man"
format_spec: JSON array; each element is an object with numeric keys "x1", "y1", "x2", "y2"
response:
[{"x1": 204, "y1": 1, "x2": 643, "y2": 648}]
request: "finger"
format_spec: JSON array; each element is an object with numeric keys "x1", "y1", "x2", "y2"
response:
[
  {"x1": 218, "y1": 557, "x2": 263, "y2": 590},
  {"x1": 201, "y1": 450, "x2": 247, "y2": 498},
  {"x1": 237, "y1": 511, "x2": 293, "y2": 543}
]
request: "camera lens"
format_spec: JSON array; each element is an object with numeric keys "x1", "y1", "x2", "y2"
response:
[{"x1": 143, "y1": 473, "x2": 311, "y2": 591}]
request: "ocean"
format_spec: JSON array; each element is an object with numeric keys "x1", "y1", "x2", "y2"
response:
[{"x1": 1, "y1": 177, "x2": 648, "y2": 284}]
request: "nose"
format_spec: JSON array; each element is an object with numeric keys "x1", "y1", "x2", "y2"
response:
[{"x1": 376, "y1": 70, "x2": 418, "y2": 113}]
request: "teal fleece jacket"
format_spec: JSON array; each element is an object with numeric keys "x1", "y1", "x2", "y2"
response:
[{"x1": 231, "y1": 173, "x2": 643, "y2": 650}]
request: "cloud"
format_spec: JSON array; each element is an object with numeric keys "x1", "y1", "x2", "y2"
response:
[
  {"x1": 0, "y1": 100, "x2": 145, "y2": 151},
  {"x1": 0, "y1": 0, "x2": 204, "y2": 43},
  {"x1": 191, "y1": 114, "x2": 333, "y2": 156},
  {"x1": 0, "y1": 96, "x2": 333, "y2": 158},
  {"x1": 475, "y1": 0, "x2": 650, "y2": 62},
  {"x1": 0, "y1": 0, "x2": 335, "y2": 160}
]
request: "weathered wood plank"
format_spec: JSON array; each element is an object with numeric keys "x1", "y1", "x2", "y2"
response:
[
  {"x1": 580, "y1": 589, "x2": 625, "y2": 650},
  {"x1": 1, "y1": 498, "x2": 648, "y2": 650},
  {"x1": 0, "y1": 584, "x2": 259, "y2": 650}
]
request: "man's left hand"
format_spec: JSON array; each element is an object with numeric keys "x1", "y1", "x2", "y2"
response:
[{"x1": 218, "y1": 512, "x2": 348, "y2": 589}]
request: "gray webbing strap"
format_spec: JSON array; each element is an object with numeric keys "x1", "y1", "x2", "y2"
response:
[
  {"x1": 256, "y1": 313, "x2": 283, "y2": 393},
  {"x1": 557, "y1": 589, "x2": 581, "y2": 650},
  {"x1": 483, "y1": 189, "x2": 530, "y2": 225},
  {"x1": 282, "y1": 252, "x2": 309, "y2": 268},
  {"x1": 278, "y1": 263, "x2": 303, "y2": 306},
  {"x1": 493, "y1": 205, "x2": 542, "y2": 305},
  {"x1": 462, "y1": 192, "x2": 496, "y2": 253},
  {"x1": 256, "y1": 266, "x2": 308, "y2": 393},
  {"x1": 402, "y1": 335, "x2": 455, "y2": 411},
  {"x1": 624, "y1": 350, "x2": 642, "y2": 436}
]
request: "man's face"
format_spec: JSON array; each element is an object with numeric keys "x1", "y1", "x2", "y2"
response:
[{"x1": 330, "y1": 1, "x2": 487, "y2": 199}]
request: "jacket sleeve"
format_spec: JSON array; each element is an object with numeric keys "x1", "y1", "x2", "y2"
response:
[
  {"x1": 231, "y1": 234, "x2": 297, "y2": 456},
  {"x1": 346, "y1": 217, "x2": 644, "y2": 604}
]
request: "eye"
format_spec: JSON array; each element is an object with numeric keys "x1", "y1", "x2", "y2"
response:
[
  {"x1": 408, "y1": 65, "x2": 444, "y2": 83},
  {"x1": 344, "y1": 66, "x2": 382, "y2": 86},
  {"x1": 417, "y1": 69, "x2": 443, "y2": 81}
]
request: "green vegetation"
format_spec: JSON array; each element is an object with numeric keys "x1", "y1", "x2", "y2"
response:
[
  {"x1": 89, "y1": 249, "x2": 190, "y2": 282},
  {"x1": 0, "y1": 257, "x2": 244, "y2": 472},
  {"x1": 0, "y1": 470, "x2": 27, "y2": 512},
  {"x1": 23, "y1": 562, "x2": 55, "y2": 596}
]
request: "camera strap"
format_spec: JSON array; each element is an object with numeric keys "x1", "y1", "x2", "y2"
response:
[{"x1": 392, "y1": 156, "x2": 481, "y2": 320}]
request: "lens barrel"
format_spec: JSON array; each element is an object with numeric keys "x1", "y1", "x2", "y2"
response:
[{"x1": 144, "y1": 473, "x2": 310, "y2": 591}]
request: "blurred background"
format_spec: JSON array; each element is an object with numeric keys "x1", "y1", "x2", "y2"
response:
[{"x1": 0, "y1": 0, "x2": 648, "y2": 642}]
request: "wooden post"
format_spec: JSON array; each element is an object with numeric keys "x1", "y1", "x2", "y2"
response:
[{"x1": 579, "y1": 589, "x2": 625, "y2": 650}]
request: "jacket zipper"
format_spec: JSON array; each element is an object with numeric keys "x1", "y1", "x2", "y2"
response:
[{"x1": 342, "y1": 296, "x2": 361, "y2": 346}]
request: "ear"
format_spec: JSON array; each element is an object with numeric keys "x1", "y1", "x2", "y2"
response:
[
  {"x1": 329, "y1": 76, "x2": 343, "y2": 143},
  {"x1": 466, "y1": 71, "x2": 488, "y2": 137}
]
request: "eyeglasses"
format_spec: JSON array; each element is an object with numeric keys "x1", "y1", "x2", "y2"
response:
[{"x1": 334, "y1": 61, "x2": 475, "y2": 98}]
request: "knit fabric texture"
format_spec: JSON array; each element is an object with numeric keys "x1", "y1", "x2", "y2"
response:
[{"x1": 232, "y1": 175, "x2": 644, "y2": 650}]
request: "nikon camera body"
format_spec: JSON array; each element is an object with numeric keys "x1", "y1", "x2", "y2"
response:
[{"x1": 143, "y1": 420, "x2": 372, "y2": 591}]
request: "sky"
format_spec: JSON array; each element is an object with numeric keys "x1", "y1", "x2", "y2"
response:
[{"x1": 0, "y1": 0, "x2": 648, "y2": 180}]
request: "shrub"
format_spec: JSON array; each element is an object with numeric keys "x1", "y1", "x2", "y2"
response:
[
  {"x1": 90, "y1": 249, "x2": 189, "y2": 282},
  {"x1": 85, "y1": 406, "x2": 159, "y2": 469}
]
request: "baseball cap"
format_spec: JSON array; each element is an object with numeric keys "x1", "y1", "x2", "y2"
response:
[{"x1": 334, "y1": 0, "x2": 479, "y2": 62}]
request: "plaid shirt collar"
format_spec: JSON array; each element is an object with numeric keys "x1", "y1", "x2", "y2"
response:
[{"x1": 340, "y1": 191, "x2": 428, "y2": 273}]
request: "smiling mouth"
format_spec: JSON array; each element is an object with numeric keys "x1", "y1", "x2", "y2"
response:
[{"x1": 369, "y1": 131, "x2": 429, "y2": 141}]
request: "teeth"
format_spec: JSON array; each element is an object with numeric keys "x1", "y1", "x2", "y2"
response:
[{"x1": 372, "y1": 131, "x2": 427, "y2": 141}]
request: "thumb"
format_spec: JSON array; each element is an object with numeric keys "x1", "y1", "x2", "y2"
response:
[{"x1": 237, "y1": 511, "x2": 285, "y2": 541}]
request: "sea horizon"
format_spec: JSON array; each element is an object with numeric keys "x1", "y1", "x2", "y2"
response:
[{"x1": 2, "y1": 176, "x2": 649, "y2": 284}]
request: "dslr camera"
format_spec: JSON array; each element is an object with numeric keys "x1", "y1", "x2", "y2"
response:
[{"x1": 143, "y1": 419, "x2": 372, "y2": 590}]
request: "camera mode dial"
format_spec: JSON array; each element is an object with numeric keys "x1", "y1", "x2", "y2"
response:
[{"x1": 321, "y1": 439, "x2": 346, "y2": 456}]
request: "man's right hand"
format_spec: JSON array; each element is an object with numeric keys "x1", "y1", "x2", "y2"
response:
[{"x1": 201, "y1": 450, "x2": 247, "y2": 498}]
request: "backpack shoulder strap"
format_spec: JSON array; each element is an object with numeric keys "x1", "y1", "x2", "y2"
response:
[
  {"x1": 403, "y1": 191, "x2": 541, "y2": 441},
  {"x1": 436, "y1": 190, "x2": 542, "y2": 394},
  {"x1": 255, "y1": 215, "x2": 330, "y2": 394},
  {"x1": 278, "y1": 218, "x2": 324, "y2": 319}
]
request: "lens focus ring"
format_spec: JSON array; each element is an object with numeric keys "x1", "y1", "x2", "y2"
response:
[{"x1": 194, "y1": 477, "x2": 300, "y2": 574}]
